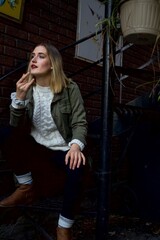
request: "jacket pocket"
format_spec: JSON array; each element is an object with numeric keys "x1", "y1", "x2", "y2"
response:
[{"x1": 59, "y1": 100, "x2": 71, "y2": 114}]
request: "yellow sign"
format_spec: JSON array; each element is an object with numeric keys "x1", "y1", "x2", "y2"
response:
[{"x1": 0, "y1": 0, "x2": 25, "y2": 23}]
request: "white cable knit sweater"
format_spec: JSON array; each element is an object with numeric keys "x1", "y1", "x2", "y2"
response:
[{"x1": 30, "y1": 85, "x2": 70, "y2": 151}]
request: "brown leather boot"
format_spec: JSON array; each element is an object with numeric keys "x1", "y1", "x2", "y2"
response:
[
  {"x1": 0, "y1": 184, "x2": 35, "y2": 207},
  {"x1": 56, "y1": 226, "x2": 72, "y2": 240}
]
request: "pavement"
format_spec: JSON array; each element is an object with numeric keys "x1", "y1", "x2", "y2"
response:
[
  {"x1": 1, "y1": 210, "x2": 160, "y2": 240},
  {"x1": 1, "y1": 187, "x2": 160, "y2": 240},
  {"x1": 107, "y1": 215, "x2": 160, "y2": 240}
]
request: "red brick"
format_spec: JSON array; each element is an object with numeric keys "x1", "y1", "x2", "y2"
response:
[
  {"x1": 28, "y1": 33, "x2": 46, "y2": 45},
  {"x1": 4, "y1": 46, "x2": 26, "y2": 59},
  {"x1": 0, "y1": 55, "x2": 14, "y2": 66}
]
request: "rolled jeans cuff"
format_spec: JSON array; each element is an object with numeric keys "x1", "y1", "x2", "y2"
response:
[{"x1": 58, "y1": 214, "x2": 74, "y2": 228}]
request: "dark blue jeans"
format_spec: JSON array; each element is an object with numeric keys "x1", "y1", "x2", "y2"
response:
[{"x1": 5, "y1": 129, "x2": 85, "y2": 220}]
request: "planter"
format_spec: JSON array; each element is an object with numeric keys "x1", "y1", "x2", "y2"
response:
[{"x1": 120, "y1": 0, "x2": 160, "y2": 44}]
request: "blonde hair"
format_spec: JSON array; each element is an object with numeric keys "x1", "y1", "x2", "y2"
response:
[{"x1": 28, "y1": 43, "x2": 70, "y2": 93}]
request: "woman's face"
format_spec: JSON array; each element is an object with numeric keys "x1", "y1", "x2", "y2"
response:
[{"x1": 29, "y1": 45, "x2": 52, "y2": 78}]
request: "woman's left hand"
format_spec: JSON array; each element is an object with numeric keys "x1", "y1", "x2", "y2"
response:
[{"x1": 65, "y1": 144, "x2": 86, "y2": 170}]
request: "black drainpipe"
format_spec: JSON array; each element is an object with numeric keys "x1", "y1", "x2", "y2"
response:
[{"x1": 96, "y1": 1, "x2": 113, "y2": 239}]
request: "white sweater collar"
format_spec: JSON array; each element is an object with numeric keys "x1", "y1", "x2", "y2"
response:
[{"x1": 35, "y1": 84, "x2": 51, "y2": 93}]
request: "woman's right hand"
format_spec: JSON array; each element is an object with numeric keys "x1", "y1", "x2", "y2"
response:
[{"x1": 16, "y1": 72, "x2": 35, "y2": 100}]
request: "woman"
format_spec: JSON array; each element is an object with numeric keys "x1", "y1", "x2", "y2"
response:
[{"x1": 0, "y1": 43, "x2": 87, "y2": 240}]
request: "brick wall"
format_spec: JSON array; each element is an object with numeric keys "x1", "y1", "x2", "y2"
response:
[
  {"x1": 0, "y1": 0, "x2": 158, "y2": 125},
  {"x1": 0, "y1": 0, "x2": 103, "y2": 125}
]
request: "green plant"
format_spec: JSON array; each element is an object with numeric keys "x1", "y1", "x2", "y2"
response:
[{"x1": 96, "y1": 0, "x2": 122, "y2": 44}]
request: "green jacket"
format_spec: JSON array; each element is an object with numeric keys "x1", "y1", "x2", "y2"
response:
[{"x1": 10, "y1": 81, "x2": 87, "y2": 146}]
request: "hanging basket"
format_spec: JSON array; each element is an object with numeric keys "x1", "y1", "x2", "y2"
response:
[{"x1": 119, "y1": 0, "x2": 160, "y2": 44}]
